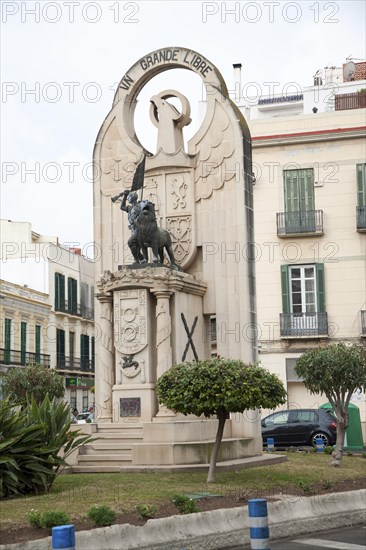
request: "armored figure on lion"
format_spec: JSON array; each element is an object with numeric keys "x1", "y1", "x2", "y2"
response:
[{"x1": 112, "y1": 190, "x2": 178, "y2": 270}]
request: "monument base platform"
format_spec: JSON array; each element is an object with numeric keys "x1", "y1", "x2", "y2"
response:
[{"x1": 70, "y1": 418, "x2": 266, "y2": 472}]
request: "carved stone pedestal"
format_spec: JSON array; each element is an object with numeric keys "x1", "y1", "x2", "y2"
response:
[{"x1": 97, "y1": 266, "x2": 208, "y2": 426}]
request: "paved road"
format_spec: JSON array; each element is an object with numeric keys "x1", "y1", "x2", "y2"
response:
[{"x1": 225, "y1": 524, "x2": 366, "y2": 549}]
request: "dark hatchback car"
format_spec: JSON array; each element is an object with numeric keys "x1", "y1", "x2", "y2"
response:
[{"x1": 261, "y1": 408, "x2": 337, "y2": 448}]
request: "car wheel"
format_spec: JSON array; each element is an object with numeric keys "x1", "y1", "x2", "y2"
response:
[{"x1": 311, "y1": 432, "x2": 330, "y2": 447}]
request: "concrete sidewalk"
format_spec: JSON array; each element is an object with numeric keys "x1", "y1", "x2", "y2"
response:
[{"x1": 1, "y1": 489, "x2": 365, "y2": 550}]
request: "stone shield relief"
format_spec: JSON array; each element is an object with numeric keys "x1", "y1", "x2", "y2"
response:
[{"x1": 114, "y1": 289, "x2": 148, "y2": 382}]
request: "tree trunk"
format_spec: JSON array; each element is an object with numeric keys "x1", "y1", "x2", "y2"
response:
[
  {"x1": 331, "y1": 420, "x2": 347, "y2": 467},
  {"x1": 207, "y1": 411, "x2": 228, "y2": 484}
]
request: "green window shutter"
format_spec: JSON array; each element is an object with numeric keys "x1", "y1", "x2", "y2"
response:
[
  {"x1": 57, "y1": 329, "x2": 65, "y2": 367},
  {"x1": 316, "y1": 263, "x2": 325, "y2": 313},
  {"x1": 35, "y1": 325, "x2": 41, "y2": 362},
  {"x1": 68, "y1": 278, "x2": 77, "y2": 314},
  {"x1": 55, "y1": 273, "x2": 65, "y2": 310},
  {"x1": 81, "y1": 335, "x2": 90, "y2": 370},
  {"x1": 21, "y1": 322, "x2": 27, "y2": 365},
  {"x1": 4, "y1": 319, "x2": 12, "y2": 363},
  {"x1": 284, "y1": 169, "x2": 314, "y2": 212},
  {"x1": 357, "y1": 164, "x2": 366, "y2": 207},
  {"x1": 55, "y1": 273, "x2": 60, "y2": 309},
  {"x1": 284, "y1": 170, "x2": 298, "y2": 212},
  {"x1": 91, "y1": 336, "x2": 95, "y2": 369},
  {"x1": 280, "y1": 265, "x2": 290, "y2": 313}
]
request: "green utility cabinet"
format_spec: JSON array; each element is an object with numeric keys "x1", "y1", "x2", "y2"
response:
[{"x1": 320, "y1": 402, "x2": 364, "y2": 451}]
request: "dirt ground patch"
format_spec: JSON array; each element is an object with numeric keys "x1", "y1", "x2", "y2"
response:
[{"x1": 1, "y1": 477, "x2": 365, "y2": 546}]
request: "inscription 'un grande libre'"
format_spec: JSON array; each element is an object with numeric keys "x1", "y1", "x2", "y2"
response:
[{"x1": 119, "y1": 49, "x2": 213, "y2": 91}]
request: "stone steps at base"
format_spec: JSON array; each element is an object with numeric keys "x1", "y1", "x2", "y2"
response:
[
  {"x1": 83, "y1": 444, "x2": 133, "y2": 453},
  {"x1": 68, "y1": 454, "x2": 288, "y2": 474},
  {"x1": 93, "y1": 432, "x2": 143, "y2": 441},
  {"x1": 78, "y1": 453, "x2": 132, "y2": 466},
  {"x1": 96, "y1": 423, "x2": 143, "y2": 433},
  {"x1": 69, "y1": 465, "x2": 125, "y2": 473}
]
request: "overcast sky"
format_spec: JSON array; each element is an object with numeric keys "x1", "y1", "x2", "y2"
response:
[{"x1": 1, "y1": 0, "x2": 365, "y2": 250}]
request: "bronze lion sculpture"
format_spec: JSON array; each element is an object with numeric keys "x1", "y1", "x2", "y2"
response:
[{"x1": 134, "y1": 200, "x2": 178, "y2": 269}]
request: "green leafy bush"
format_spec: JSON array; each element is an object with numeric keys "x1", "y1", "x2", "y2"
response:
[
  {"x1": 87, "y1": 505, "x2": 116, "y2": 527},
  {"x1": 28, "y1": 509, "x2": 42, "y2": 528},
  {"x1": 298, "y1": 480, "x2": 314, "y2": 495},
  {"x1": 136, "y1": 504, "x2": 158, "y2": 519},
  {"x1": 28, "y1": 509, "x2": 70, "y2": 529},
  {"x1": 2, "y1": 364, "x2": 65, "y2": 405},
  {"x1": 172, "y1": 494, "x2": 200, "y2": 514},
  {"x1": 0, "y1": 396, "x2": 93, "y2": 498},
  {"x1": 39, "y1": 511, "x2": 70, "y2": 529},
  {"x1": 321, "y1": 479, "x2": 333, "y2": 490}
]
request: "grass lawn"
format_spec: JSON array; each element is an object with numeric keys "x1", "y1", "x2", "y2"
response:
[{"x1": 0, "y1": 452, "x2": 365, "y2": 530}]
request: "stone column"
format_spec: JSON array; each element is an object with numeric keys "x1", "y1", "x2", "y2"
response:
[
  {"x1": 96, "y1": 293, "x2": 114, "y2": 422},
  {"x1": 151, "y1": 288, "x2": 174, "y2": 417}
]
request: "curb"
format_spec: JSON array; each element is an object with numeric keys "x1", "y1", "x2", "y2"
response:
[{"x1": 1, "y1": 489, "x2": 365, "y2": 550}]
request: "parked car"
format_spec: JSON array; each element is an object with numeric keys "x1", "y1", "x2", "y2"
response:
[
  {"x1": 76, "y1": 412, "x2": 94, "y2": 424},
  {"x1": 261, "y1": 408, "x2": 337, "y2": 448}
]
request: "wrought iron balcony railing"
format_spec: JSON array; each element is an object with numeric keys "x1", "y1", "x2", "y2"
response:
[
  {"x1": 277, "y1": 210, "x2": 324, "y2": 236},
  {"x1": 54, "y1": 300, "x2": 94, "y2": 320},
  {"x1": 0, "y1": 348, "x2": 51, "y2": 368},
  {"x1": 56, "y1": 355, "x2": 95, "y2": 373},
  {"x1": 356, "y1": 206, "x2": 366, "y2": 231},
  {"x1": 361, "y1": 310, "x2": 366, "y2": 335},
  {"x1": 280, "y1": 312, "x2": 328, "y2": 337}
]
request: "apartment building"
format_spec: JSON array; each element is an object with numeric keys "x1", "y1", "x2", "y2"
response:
[
  {"x1": 0, "y1": 220, "x2": 95, "y2": 411},
  {"x1": 235, "y1": 61, "x2": 366, "y2": 434}
]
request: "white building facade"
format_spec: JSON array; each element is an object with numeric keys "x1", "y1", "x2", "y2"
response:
[{"x1": 0, "y1": 220, "x2": 95, "y2": 412}]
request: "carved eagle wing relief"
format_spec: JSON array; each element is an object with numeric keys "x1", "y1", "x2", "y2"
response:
[
  {"x1": 99, "y1": 116, "x2": 144, "y2": 197},
  {"x1": 191, "y1": 99, "x2": 236, "y2": 202}
]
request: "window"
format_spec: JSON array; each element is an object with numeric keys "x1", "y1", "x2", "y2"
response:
[
  {"x1": 264, "y1": 411, "x2": 290, "y2": 425},
  {"x1": 20, "y1": 322, "x2": 27, "y2": 365},
  {"x1": 69, "y1": 332, "x2": 75, "y2": 368},
  {"x1": 284, "y1": 169, "x2": 314, "y2": 213},
  {"x1": 56, "y1": 329, "x2": 65, "y2": 368},
  {"x1": 91, "y1": 336, "x2": 95, "y2": 370},
  {"x1": 279, "y1": 169, "x2": 321, "y2": 234},
  {"x1": 70, "y1": 389, "x2": 77, "y2": 411},
  {"x1": 55, "y1": 273, "x2": 65, "y2": 311},
  {"x1": 4, "y1": 319, "x2": 12, "y2": 364},
  {"x1": 35, "y1": 325, "x2": 42, "y2": 363},
  {"x1": 90, "y1": 286, "x2": 95, "y2": 319},
  {"x1": 357, "y1": 164, "x2": 366, "y2": 206},
  {"x1": 280, "y1": 263, "x2": 327, "y2": 336},
  {"x1": 80, "y1": 334, "x2": 90, "y2": 371},
  {"x1": 295, "y1": 410, "x2": 317, "y2": 423},
  {"x1": 356, "y1": 164, "x2": 366, "y2": 230},
  {"x1": 80, "y1": 282, "x2": 89, "y2": 318},
  {"x1": 68, "y1": 278, "x2": 78, "y2": 315},
  {"x1": 82, "y1": 389, "x2": 88, "y2": 411}
]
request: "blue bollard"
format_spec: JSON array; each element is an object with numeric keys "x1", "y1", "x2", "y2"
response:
[
  {"x1": 267, "y1": 437, "x2": 275, "y2": 451},
  {"x1": 248, "y1": 498, "x2": 270, "y2": 550},
  {"x1": 52, "y1": 525, "x2": 75, "y2": 550},
  {"x1": 315, "y1": 437, "x2": 324, "y2": 453}
]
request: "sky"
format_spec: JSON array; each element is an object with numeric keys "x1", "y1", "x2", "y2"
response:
[{"x1": 1, "y1": 0, "x2": 365, "y2": 251}]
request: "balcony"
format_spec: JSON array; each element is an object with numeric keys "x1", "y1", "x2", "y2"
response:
[
  {"x1": 361, "y1": 311, "x2": 366, "y2": 336},
  {"x1": 55, "y1": 300, "x2": 94, "y2": 320},
  {"x1": 335, "y1": 92, "x2": 366, "y2": 111},
  {"x1": 356, "y1": 206, "x2": 366, "y2": 232},
  {"x1": 56, "y1": 355, "x2": 94, "y2": 373},
  {"x1": 277, "y1": 210, "x2": 324, "y2": 237},
  {"x1": 0, "y1": 348, "x2": 51, "y2": 368},
  {"x1": 280, "y1": 312, "x2": 328, "y2": 338}
]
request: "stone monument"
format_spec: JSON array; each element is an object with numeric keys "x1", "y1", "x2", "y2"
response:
[{"x1": 92, "y1": 47, "x2": 261, "y2": 467}]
